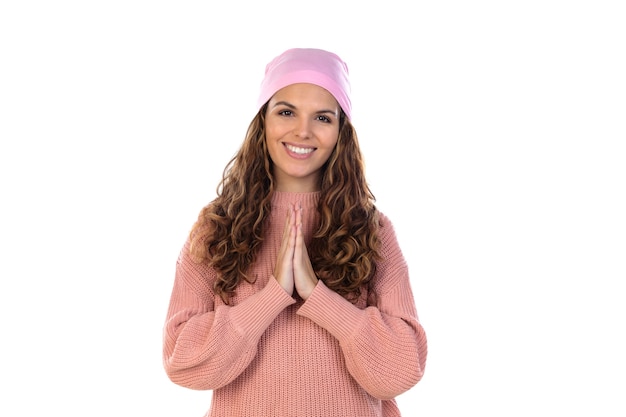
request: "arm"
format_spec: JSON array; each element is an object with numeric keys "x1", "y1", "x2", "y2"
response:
[
  {"x1": 297, "y1": 216, "x2": 427, "y2": 400},
  {"x1": 162, "y1": 240, "x2": 295, "y2": 390}
]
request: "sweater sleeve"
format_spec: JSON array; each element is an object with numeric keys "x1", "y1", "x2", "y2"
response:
[
  {"x1": 296, "y1": 214, "x2": 427, "y2": 400},
  {"x1": 162, "y1": 239, "x2": 295, "y2": 390}
]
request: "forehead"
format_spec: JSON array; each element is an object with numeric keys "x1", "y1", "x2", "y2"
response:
[{"x1": 270, "y1": 83, "x2": 339, "y2": 109}]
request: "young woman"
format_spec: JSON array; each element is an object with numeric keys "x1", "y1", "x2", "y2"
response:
[{"x1": 163, "y1": 48, "x2": 427, "y2": 417}]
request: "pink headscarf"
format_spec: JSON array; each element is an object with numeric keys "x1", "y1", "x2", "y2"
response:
[{"x1": 257, "y1": 48, "x2": 352, "y2": 120}]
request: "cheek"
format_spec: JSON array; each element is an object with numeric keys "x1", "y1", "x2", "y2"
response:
[
  {"x1": 319, "y1": 139, "x2": 338, "y2": 163},
  {"x1": 264, "y1": 124, "x2": 276, "y2": 140},
  {"x1": 265, "y1": 124, "x2": 289, "y2": 144},
  {"x1": 265, "y1": 139, "x2": 279, "y2": 160},
  {"x1": 322, "y1": 132, "x2": 339, "y2": 149}
]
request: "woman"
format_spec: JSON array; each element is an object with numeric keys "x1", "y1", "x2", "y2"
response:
[{"x1": 163, "y1": 48, "x2": 427, "y2": 417}]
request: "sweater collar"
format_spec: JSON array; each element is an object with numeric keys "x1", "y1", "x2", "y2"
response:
[{"x1": 271, "y1": 191, "x2": 321, "y2": 209}]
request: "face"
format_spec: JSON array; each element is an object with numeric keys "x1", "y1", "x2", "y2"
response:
[{"x1": 265, "y1": 83, "x2": 340, "y2": 192}]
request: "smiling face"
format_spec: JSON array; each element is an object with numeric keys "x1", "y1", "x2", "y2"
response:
[{"x1": 265, "y1": 83, "x2": 340, "y2": 192}]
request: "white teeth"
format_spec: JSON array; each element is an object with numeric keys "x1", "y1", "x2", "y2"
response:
[{"x1": 286, "y1": 144, "x2": 314, "y2": 154}]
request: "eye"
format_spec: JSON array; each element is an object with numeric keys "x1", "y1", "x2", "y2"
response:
[
  {"x1": 316, "y1": 115, "x2": 332, "y2": 123},
  {"x1": 278, "y1": 109, "x2": 293, "y2": 117}
]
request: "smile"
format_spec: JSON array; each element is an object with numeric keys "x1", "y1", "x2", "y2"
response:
[{"x1": 285, "y1": 144, "x2": 315, "y2": 155}]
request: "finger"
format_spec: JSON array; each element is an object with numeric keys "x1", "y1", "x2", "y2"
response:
[
  {"x1": 280, "y1": 204, "x2": 292, "y2": 242},
  {"x1": 294, "y1": 203, "x2": 306, "y2": 259},
  {"x1": 276, "y1": 207, "x2": 292, "y2": 266},
  {"x1": 295, "y1": 201, "x2": 301, "y2": 233},
  {"x1": 294, "y1": 226, "x2": 317, "y2": 300},
  {"x1": 274, "y1": 205, "x2": 296, "y2": 294},
  {"x1": 277, "y1": 206, "x2": 294, "y2": 253},
  {"x1": 295, "y1": 220, "x2": 310, "y2": 267}
]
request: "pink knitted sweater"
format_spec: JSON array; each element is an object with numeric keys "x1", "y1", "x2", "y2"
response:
[{"x1": 163, "y1": 191, "x2": 427, "y2": 417}]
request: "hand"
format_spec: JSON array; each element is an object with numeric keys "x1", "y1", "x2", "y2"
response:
[
  {"x1": 274, "y1": 204, "x2": 296, "y2": 296},
  {"x1": 292, "y1": 203, "x2": 318, "y2": 300},
  {"x1": 274, "y1": 203, "x2": 318, "y2": 300}
]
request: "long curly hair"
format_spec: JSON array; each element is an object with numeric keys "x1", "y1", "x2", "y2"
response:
[{"x1": 189, "y1": 104, "x2": 381, "y2": 304}]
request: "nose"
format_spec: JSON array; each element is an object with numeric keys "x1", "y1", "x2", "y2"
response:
[{"x1": 294, "y1": 117, "x2": 312, "y2": 139}]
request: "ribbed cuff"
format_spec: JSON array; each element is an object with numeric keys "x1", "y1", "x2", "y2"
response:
[
  {"x1": 296, "y1": 281, "x2": 365, "y2": 342},
  {"x1": 229, "y1": 277, "x2": 296, "y2": 341}
]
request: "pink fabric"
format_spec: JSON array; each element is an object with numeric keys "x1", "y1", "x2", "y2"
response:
[
  {"x1": 163, "y1": 191, "x2": 427, "y2": 416},
  {"x1": 257, "y1": 48, "x2": 353, "y2": 120}
]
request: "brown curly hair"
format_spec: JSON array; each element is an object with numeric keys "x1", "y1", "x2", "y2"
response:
[{"x1": 189, "y1": 104, "x2": 381, "y2": 304}]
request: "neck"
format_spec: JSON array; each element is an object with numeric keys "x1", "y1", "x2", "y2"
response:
[{"x1": 274, "y1": 176, "x2": 320, "y2": 193}]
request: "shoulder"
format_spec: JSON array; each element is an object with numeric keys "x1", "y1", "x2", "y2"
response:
[
  {"x1": 367, "y1": 210, "x2": 413, "y2": 296},
  {"x1": 374, "y1": 209, "x2": 408, "y2": 270},
  {"x1": 375, "y1": 210, "x2": 401, "y2": 247}
]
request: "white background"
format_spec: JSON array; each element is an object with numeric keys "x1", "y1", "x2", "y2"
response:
[{"x1": 1, "y1": 1, "x2": 625, "y2": 416}]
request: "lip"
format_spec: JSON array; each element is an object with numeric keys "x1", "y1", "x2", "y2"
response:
[{"x1": 283, "y1": 142, "x2": 316, "y2": 159}]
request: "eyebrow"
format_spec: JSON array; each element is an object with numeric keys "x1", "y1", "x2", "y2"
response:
[{"x1": 272, "y1": 100, "x2": 338, "y2": 116}]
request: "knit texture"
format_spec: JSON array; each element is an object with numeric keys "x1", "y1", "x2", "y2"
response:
[{"x1": 163, "y1": 191, "x2": 427, "y2": 417}]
